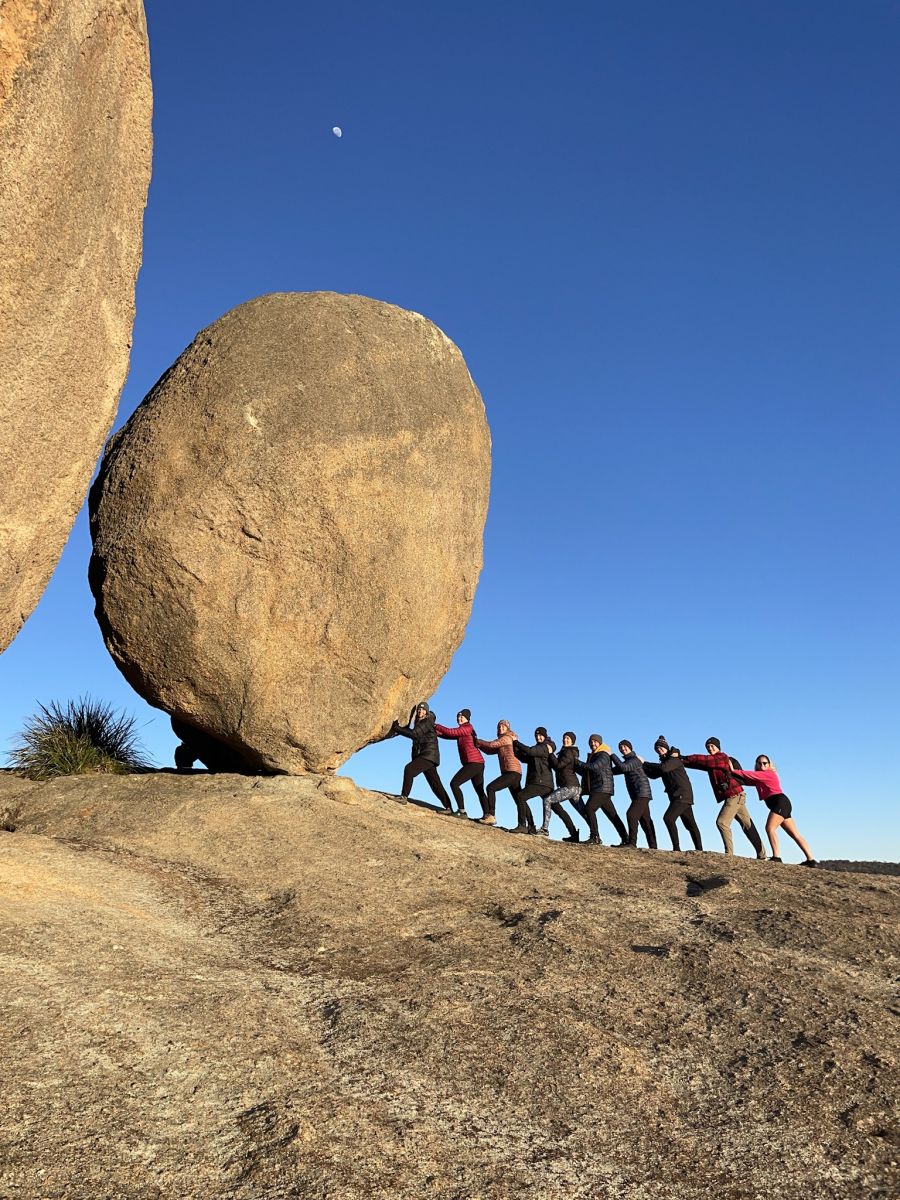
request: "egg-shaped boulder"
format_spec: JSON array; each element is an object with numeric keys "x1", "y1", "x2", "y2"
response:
[{"x1": 89, "y1": 292, "x2": 491, "y2": 773}]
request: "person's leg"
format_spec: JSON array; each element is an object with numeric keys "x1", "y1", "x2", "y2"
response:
[
  {"x1": 597, "y1": 793, "x2": 628, "y2": 843},
  {"x1": 486, "y1": 772, "x2": 518, "y2": 818},
  {"x1": 450, "y1": 766, "x2": 468, "y2": 811},
  {"x1": 663, "y1": 802, "x2": 681, "y2": 851},
  {"x1": 423, "y1": 765, "x2": 452, "y2": 810},
  {"x1": 680, "y1": 805, "x2": 703, "y2": 851},
  {"x1": 732, "y1": 792, "x2": 764, "y2": 857},
  {"x1": 540, "y1": 788, "x2": 562, "y2": 833},
  {"x1": 780, "y1": 817, "x2": 815, "y2": 861},
  {"x1": 402, "y1": 756, "x2": 430, "y2": 798},
  {"x1": 514, "y1": 785, "x2": 540, "y2": 831},
  {"x1": 584, "y1": 794, "x2": 602, "y2": 841},
  {"x1": 471, "y1": 765, "x2": 487, "y2": 815},
  {"x1": 626, "y1": 799, "x2": 642, "y2": 845},
  {"x1": 715, "y1": 797, "x2": 739, "y2": 853},
  {"x1": 640, "y1": 809, "x2": 658, "y2": 849},
  {"x1": 766, "y1": 812, "x2": 783, "y2": 858},
  {"x1": 551, "y1": 800, "x2": 578, "y2": 838}
]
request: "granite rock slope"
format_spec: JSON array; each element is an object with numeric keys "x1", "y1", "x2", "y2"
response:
[
  {"x1": 89, "y1": 292, "x2": 491, "y2": 774},
  {"x1": 0, "y1": 0, "x2": 152, "y2": 652},
  {"x1": 1, "y1": 772, "x2": 897, "y2": 1200}
]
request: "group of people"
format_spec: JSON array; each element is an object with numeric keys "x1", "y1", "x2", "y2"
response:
[{"x1": 388, "y1": 704, "x2": 817, "y2": 865}]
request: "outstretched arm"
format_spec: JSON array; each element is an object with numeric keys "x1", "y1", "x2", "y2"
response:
[
  {"x1": 477, "y1": 737, "x2": 502, "y2": 754},
  {"x1": 682, "y1": 754, "x2": 713, "y2": 772}
]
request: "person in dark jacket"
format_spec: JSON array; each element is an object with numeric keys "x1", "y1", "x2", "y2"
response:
[
  {"x1": 611, "y1": 740, "x2": 658, "y2": 849},
  {"x1": 641, "y1": 736, "x2": 703, "y2": 851},
  {"x1": 390, "y1": 702, "x2": 454, "y2": 812},
  {"x1": 510, "y1": 727, "x2": 554, "y2": 833},
  {"x1": 476, "y1": 719, "x2": 521, "y2": 826},
  {"x1": 579, "y1": 734, "x2": 628, "y2": 846},
  {"x1": 683, "y1": 738, "x2": 765, "y2": 859},
  {"x1": 539, "y1": 732, "x2": 583, "y2": 840},
  {"x1": 435, "y1": 708, "x2": 486, "y2": 819}
]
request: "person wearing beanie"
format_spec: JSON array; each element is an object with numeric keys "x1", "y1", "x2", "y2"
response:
[
  {"x1": 509, "y1": 727, "x2": 555, "y2": 833},
  {"x1": 578, "y1": 734, "x2": 629, "y2": 845},
  {"x1": 435, "y1": 709, "x2": 486, "y2": 818},
  {"x1": 476, "y1": 719, "x2": 522, "y2": 826},
  {"x1": 642, "y1": 741, "x2": 703, "y2": 852},
  {"x1": 611, "y1": 740, "x2": 658, "y2": 849},
  {"x1": 731, "y1": 755, "x2": 817, "y2": 865},
  {"x1": 389, "y1": 702, "x2": 453, "y2": 811},
  {"x1": 683, "y1": 737, "x2": 765, "y2": 859},
  {"x1": 539, "y1": 732, "x2": 584, "y2": 841}
]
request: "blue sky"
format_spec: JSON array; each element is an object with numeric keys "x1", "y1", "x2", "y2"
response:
[{"x1": 3, "y1": 1, "x2": 898, "y2": 859}]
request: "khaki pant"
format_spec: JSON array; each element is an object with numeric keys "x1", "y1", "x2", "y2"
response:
[{"x1": 716, "y1": 791, "x2": 763, "y2": 856}]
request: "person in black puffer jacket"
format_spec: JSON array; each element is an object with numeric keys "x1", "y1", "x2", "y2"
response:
[
  {"x1": 511, "y1": 727, "x2": 554, "y2": 833},
  {"x1": 611, "y1": 740, "x2": 658, "y2": 849},
  {"x1": 641, "y1": 736, "x2": 703, "y2": 851},
  {"x1": 539, "y1": 732, "x2": 583, "y2": 840},
  {"x1": 390, "y1": 702, "x2": 453, "y2": 811},
  {"x1": 578, "y1": 734, "x2": 628, "y2": 846}
]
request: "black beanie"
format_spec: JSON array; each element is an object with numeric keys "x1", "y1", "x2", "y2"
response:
[
  {"x1": 535, "y1": 726, "x2": 548, "y2": 739},
  {"x1": 654, "y1": 734, "x2": 669, "y2": 752},
  {"x1": 706, "y1": 736, "x2": 721, "y2": 750},
  {"x1": 459, "y1": 709, "x2": 471, "y2": 722}
]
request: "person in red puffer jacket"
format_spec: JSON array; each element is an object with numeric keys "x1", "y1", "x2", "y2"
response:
[{"x1": 435, "y1": 709, "x2": 486, "y2": 819}]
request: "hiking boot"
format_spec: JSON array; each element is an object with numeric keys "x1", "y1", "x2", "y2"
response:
[
  {"x1": 769, "y1": 856, "x2": 782, "y2": 862},
  {"x1": 561, "y1": 832, "x2": 580, "y2": 843},
  {"x1": 478, "y1": 815, "x2": 497, "y2": 826},
  {"x1": 587, "y1": 835, "x2": 602, "y2": 845},
  {"x1": 437, "y1": 807, "x2": 453, "y2": 816},
  {"x1": 509, "y1": 824, "x2": 529, "y2": 834},
  {"x1": 526, "y1": 826, "x2": 538, "y2": 835},
  {"x1": 801, "y1": 859, "x2": 818, "y2": 867},
  {"x1": 452, "y1": 809, "x2": 468, "y2": 818}
]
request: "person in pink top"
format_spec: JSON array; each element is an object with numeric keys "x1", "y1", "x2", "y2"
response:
[
  {"x1": 434, "y1": 709, "x2": 486, "y2": 820},
  {"x1": 475, "y1": 719, "x2": 521, "y2": 827},
  {"x1": 732, "y1": 755, "x2": 817, "y2": 866}
]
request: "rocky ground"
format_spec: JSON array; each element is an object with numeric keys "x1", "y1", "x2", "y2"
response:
[{"x1": 0, "y1": 772, "x2": 897, "y2": 1200}]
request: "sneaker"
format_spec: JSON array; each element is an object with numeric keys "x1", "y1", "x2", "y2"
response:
[
  {"x1": 769, "y1": 856, "x2": 782, "y2": 862},
  {"x1": 801, "y1": 859, "x2": 818, "y2": 867},
  {"x1": 437, "y1": 807, "x2": 453, "y2": 816},
  {"x1": 756, "y1": 853, "x2": 767, "y2": 861},
  {"x1": 561, "y1": 832, "x2": 580, "y2": 843},
  {"x1": 526, "y1": 827, "x2": 538, "y2": 835},
  {"x1": 477, "y1": 815, "x2": 497, "y2": 826},
  {"x1": 452, "y1": 809, "x2": 468, "y2": 818},
  {"x1": 587, "y1": 836, "x2": 602, "y2": 845},
  {"x1": 535, "y1": 828, "x2": 550, "y2": 837}
]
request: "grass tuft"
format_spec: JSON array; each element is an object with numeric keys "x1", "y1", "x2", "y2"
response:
[{"x1": 9, "y1": 696, "x2": 148, "y2": 780}]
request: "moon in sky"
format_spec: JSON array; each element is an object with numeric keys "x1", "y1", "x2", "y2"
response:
[{"x1": 332, "y1": 126, "x2": 343, "y2": 138}]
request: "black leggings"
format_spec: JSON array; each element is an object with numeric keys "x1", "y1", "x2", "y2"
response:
[
  {"x1": 515, "y1": 784, "x2": 549, "y2": 829},
  {"x1": 585, "y1": 791, "x2": 628, "y2": 842},
  {"x1": 450, "y1": 764, "x2": 486, "y2": 813},
  {"x1": 663, "y1": 800, "x2": 703, "y2": 851},
  {"x1": 402, "y1": 757, "x2": 451, "y2": 808},
  {"x1": 486, "y1": 771, "x2": 521, "y2": 818},
  {"x1": 626, "y1": 797, "x2": 657, "y2": 848}
]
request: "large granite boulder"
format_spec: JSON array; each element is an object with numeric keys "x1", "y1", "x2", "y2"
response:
[
  {"x1": 89, "y1": 292, "x2": 491, "y2": 773},
  {"x1": 0, "y1": 0, "x2": 152, "y2": 653}
]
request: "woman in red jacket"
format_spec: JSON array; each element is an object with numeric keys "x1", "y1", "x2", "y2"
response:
[
  {"x1": 435, "y1": 709, "x2": 486, "y2": 819},
  {"x1": 731, "y1": 756, "x2": 817, "y2": 866},
  {"x1": 475, "y1": 719, "x2": 521, "y2": 827}
]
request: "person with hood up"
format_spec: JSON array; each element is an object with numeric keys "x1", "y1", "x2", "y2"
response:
[
  {"x1": 683, "y1": 737, "x2": 765, "y2": 859},
  {"x1": 580, "y1": 734, "x2": 629, "y2": 846},
  {"x1": 539, "y1": 732, "x2": 583, "y2": 841},
  {"x1": 475, "y1": 719, "x2": 521, "y2": 826},
  {"x1": 510, "y1": 727, "x2": 555, "y2": 833},
  {"x1": 731, "y1": 755, "x2": 817, "y2": 866},
  {"x1": 611, "y1": 740, "x2": 658, "y2": 849},
  {"x1": 389, "y1": 702, "x2": 455, "y2": 813},
  {"x1": 435, "y1": 708, "x2": 486, "y2": 819},
  {"x1": 642, "y1": 736, "x2": 703, "y2": 852}
]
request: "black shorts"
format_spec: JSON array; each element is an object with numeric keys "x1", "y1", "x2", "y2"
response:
[{"x1": 765, "y1": 793, "x2": 792, "y2": 818}]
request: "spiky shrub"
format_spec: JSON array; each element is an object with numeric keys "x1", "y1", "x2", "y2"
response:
[{"x1": 9, "y1": 697, "x2": 148, "y2": 780}]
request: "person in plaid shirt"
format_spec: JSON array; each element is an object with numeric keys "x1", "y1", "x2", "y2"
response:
[{"x1": 683, "y1": 737, "x2": 766, "y2": 859}]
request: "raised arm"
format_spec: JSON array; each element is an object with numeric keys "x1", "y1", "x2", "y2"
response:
[
  {"x1": 512, "y1": 740, "x2": 534, "y2": 762},
  {"x1": 610, "y1": 753, "x2": 625, "y2": 775},
  {"x1": 434, "y1": 723, "x2": 464, "y2": 740},
  {"x1": 477, "y1": 736, "x2": 502, "y2": 754},
  {"x1": 682, "y1": 753, "x2": 713, "y2": 772},
  {"x1": 642, "y1": 760, "x2": 664, "y2": 780}
]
